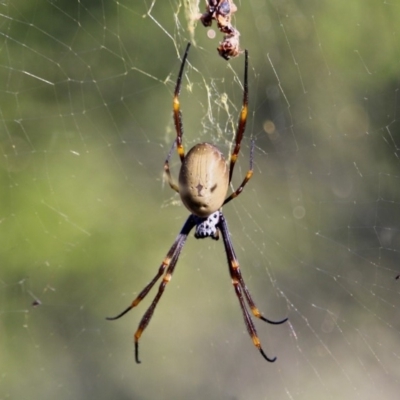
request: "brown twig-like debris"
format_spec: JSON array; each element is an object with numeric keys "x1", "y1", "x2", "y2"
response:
[{"x1": 200, "y1": 0, "x2": 242, "y2": 60}]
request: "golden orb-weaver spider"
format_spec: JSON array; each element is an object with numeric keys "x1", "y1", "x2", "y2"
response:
[{"x1": 107, "y1": 43, "x2": 287, "y2": 363}]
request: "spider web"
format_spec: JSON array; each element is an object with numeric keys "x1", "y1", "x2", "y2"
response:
[{"x1": 1, "y1": 1, "x2": 400, "y2": 399}]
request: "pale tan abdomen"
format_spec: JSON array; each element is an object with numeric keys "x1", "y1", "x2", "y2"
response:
[{"x1": 178, "y1": 143, "x2": 229, "y2": 217}]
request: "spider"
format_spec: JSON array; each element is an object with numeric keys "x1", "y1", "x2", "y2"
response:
[{"x1": 107, "y1": 43, "x2": 287, "y2": 363}]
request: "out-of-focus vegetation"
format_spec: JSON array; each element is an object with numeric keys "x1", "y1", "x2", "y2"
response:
[{"x1": 1, "y1": 1, "x2": 400, "y2": 399}]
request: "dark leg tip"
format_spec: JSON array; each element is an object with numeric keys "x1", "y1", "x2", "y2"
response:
[
  {"x1": 105, "y1": 306, "x2": 133, "y2": 321},
  {"x1": 135, "y1": 342, "x2": 141, "y2": 364},
  {"x1": 260, "y1": 348, "x2": 277, "y2": 363},
  {"x1": 261, "y1": 315, "x2": 288, "y2": 325}
]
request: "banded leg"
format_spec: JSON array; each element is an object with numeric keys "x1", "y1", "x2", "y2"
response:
[
  {"x1": 173, "y1": 42, "x2": 191, "y2": 163},
  {"x1": 228, "y1": 49, "x2": 249, "y2": 183},
  {"x1": 164, "y1": 141, "x2": 180, "y2": 193},
  {"x1": 218, "y1": 212, "x2": 287, "y2": 362},
  {"x1": 133, "y1": 247, "x2": 181, "y2": 363},
  {"x1": 223, "y1": 138, "x2": 254, "y2": 206},
  {"x1": 106, "y1": 215, "x2": 197, "y2": 362}
]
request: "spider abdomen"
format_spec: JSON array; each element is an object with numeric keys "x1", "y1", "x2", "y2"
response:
[{"x1": 178, "y1": 142, "x2": 229, "y2": 218}]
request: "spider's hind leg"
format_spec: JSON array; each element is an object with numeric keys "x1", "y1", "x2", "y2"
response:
[{"x1": 217, "y1": 211, "x2": 287, "y2": 362}]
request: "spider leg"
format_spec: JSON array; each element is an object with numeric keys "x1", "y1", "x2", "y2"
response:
[
  {"x1": 218, "y1": 212, "x2": 287, "y2": 362},
  {"x1": 133, "y1": 246, "x2": 182, "y2": 363},
  {"x1": 173, "y1": 42, "x2": 191, "y2": 163},
  {"x1": 223, "y1": 138, "x2": 254, "y2": 206},
  {"x1": 164, "y1": 141, "x2": 180, "y2": 193},
  {"x1": 163, "y1": 43, "x2": 192, "y2": 193},
  {"x1": 228, "y1": 49, "x2": 249, "y2": 183},
  {"x1": 106, "y1": 215, "x2": 197, "y2": 362}
]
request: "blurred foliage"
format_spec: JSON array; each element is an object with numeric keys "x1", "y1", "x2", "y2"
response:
[{"x1": 1, "y1": 0, "x2": 400, "y2": 399}]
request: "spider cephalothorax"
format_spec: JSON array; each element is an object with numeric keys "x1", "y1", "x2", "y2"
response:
[{"x1": 194, "y1": 211, "x2": 220, "y2": 240}]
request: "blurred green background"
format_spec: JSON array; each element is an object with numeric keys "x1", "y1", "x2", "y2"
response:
[{"x1": 1, "y1": 1, "x2": 400, "y2": 399}]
